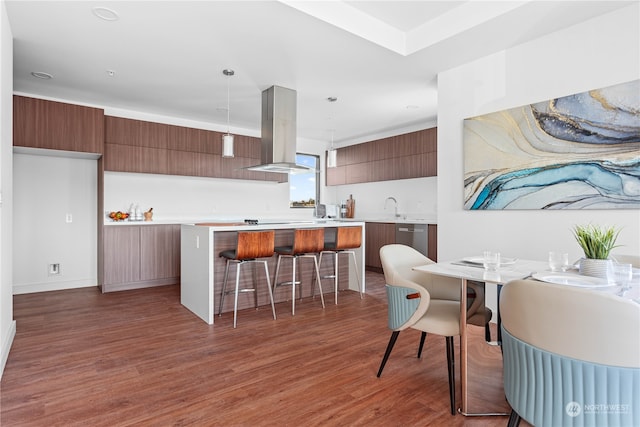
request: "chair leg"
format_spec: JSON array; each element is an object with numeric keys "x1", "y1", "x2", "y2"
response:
[
  {"x1": 348, "y1": 250, "x2": 363, "y2": 298},
  {"x1": 272, "y1": 254, "x2": 282, "y2": 295},
  {"x1": 507, "y1": 409, "x2": 521, "y2": 427},
  {"x1": 377, "y1": 331, "x2": 400, "y2": 377},
  {"x1": 446, "y1": 336, "x2": 456, "y2": 415},
  {"x1": 312, "y1": 255, "x2": 324, "y2": 308},
  {"x1": 333, "y1": 252, "x2": 339, "y2": 304},
  {"x1": 485, "y1": 323, "x2": 492, "y2": 342},
  {"x1": 262, "y1": 260, "x2": 277, "y2": 320},
  {"x1": 233, "y1": 261, "x2": 242, "y2": 328},
  {"x1": 218, "y1": 259, "x2": 232, "y2": 316},
  {"x1": 291, "y1": 257, "x2": 297, "y2": 315},
  {"x1": 417, "y1": 331, "x2": 427, "y2": 358}
]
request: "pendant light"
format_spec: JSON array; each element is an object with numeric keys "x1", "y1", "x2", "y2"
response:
[
  {"x1": 327, "y1": 96, "x2": 338, "y2": 168},
  {"x1": 327, "y1": 129, "x2": 337, "y2": 168},
  {"x1": 222, "y1": 69, "x2": 235, "y2": 158}
]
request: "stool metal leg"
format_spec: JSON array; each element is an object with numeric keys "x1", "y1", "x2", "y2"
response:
[
  {"x1": 311, "y1": 255, "x2": 325, "y2": 308},
  {"x1": 333, "y1": 252, "x2": 339, "y2": 304},
  {"x1": 218, "y1": 259, "x2": 232, "y2": 316},
  {"x1": 348, "y1": 250, "x2": 363, "y2": 298},
  {"x1": 233, "y1": 261, "x2": 242, "y2": 328},
  {"x1": 262, "y1": 260, "x2": 277, "y2": 320},
  {"x1": 291, "y1": 257, "x2": 297, "y2": 315}
]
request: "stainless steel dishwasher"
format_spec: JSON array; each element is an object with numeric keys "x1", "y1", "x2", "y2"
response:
[{"x1": 395, "y1": 223, "x2": 428, "y2": 257}]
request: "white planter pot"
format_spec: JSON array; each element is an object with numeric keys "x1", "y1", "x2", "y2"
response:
[{"x1": 579, "y1": 258, "x2": 613, "y2": 281}]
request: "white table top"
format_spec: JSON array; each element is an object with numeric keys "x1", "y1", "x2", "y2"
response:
[{"x1": 414, "y1": 258, "x2": 640, "y2": 303}]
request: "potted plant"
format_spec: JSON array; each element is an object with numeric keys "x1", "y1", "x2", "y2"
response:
[{"x1": 573, "y1": 224, "x2": 621, "y2": 279}]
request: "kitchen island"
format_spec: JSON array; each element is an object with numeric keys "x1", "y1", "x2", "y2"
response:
[{"x1": 180, "y1": 220, "x2": 366, "y2": 324}]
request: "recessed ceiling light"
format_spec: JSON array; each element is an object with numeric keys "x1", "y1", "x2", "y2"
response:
[
  {"x1": 31, "y1": 71, "x2": 53, "y2": 79},
  {"x1": 106, "y1": 70, "x2": 116, "y2": 77},
  {"x1": 92, "y1": 7, "x2": 119, "y2": 21}
]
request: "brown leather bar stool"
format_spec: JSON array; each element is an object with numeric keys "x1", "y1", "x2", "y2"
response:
[
  {"x1": 317, "y1": 226, "x2": 363, "y2": 304},
  {"x1": 272, "y1": 228, "x2": 326, "y2": 315},
  {"x1": 218, "y1": 230, "x2": 277, "y2": 328}
]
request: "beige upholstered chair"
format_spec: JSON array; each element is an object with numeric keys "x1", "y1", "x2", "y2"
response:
[
  {"x1": 501, "y1": 279, "x2": 640, "y2": 427},
  {"x1": 610, "y1": 253, "x2": 640, "y2": 268},
  {"x1": 378, "y1": 244, "x2": 493, "y2": 339},
  {"x1": 377, "y1": 244, "x2": 469, "y2": 415}
]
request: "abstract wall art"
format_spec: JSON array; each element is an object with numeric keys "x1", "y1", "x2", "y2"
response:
[{"x1": 463, "y1": 79, "x2": 640, "y2": 210}]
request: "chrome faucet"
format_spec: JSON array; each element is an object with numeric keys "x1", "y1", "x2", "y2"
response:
[{"x1": 384, "y1": 196, "x2": 399, "y2": 218}]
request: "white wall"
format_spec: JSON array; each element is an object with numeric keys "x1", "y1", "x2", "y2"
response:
[
  {"x1": 0, "y1": 0, "x2": 14, "y2": 378},
  {"x1": 331, "y1": 176, "x2": 437, "y2": 221},
  {"x1": 13, "y1": 153, "x2": 97, "y2": 294},
  {"x1": 437, "y1": 5, "x2": 640, "y2": 315}
]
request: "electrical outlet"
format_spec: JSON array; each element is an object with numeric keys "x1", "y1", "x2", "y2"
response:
[
  {"x1": 66, "y1": 214, "x2": 73, "y2": 223},
  {"x1": 48, "y1": 263, "x2": 61, "y2": 275}
]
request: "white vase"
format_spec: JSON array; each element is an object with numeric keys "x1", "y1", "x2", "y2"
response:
[{"x1": 579, "y1": 258, "x2": 613, "y2": 281}]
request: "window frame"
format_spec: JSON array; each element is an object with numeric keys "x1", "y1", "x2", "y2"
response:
[{"x1": 289, "y1": 152, "x2": 320, "y2": 209}]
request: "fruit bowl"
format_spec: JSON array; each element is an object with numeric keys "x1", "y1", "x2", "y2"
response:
[{"x1": 108, "y1": 211, "x2": 130, "y2": 221}]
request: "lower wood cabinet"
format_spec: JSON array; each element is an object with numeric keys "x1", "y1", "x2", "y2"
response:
[
  {"x1": 102, "y1": 224, "x2": 180, "y2": 292},
  {"x1": 365, "y1": 222, "x2": 438, "y2": 273},
  {"x1": 365, "y1": 222, "x2": 396, "y2": 272}
]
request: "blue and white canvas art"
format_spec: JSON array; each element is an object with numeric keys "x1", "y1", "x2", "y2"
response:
[{"x1": 463, "y1": 80, "x2": 640, "y2": 210}]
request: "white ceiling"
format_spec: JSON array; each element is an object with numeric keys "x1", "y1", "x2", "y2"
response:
[{"x1": 5, "y1": 1, "x2": 633, "y2": 145}]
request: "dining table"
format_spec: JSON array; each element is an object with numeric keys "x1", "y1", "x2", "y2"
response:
[{"x1": 412, "y1": 257, "x2": 640, "y2": 417}]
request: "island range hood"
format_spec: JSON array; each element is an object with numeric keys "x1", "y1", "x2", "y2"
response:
[{"x1": 243, "y1": 85, "x2": 312, "y2": 174}]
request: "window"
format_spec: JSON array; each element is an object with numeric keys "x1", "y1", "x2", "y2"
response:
[{"x1": 290, "y1": 153, "x2": 319, "y2": 208}]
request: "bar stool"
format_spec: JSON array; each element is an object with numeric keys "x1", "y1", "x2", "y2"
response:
[
  {"x1": 273, "y1": 228, "x2": 326, "y2": 315},
  {"x1": 218, "y1": 230, "x2": 277, "y2": 328},
  {"x1": 317, "y1": 226, "x2": 363, "y2": 304}
]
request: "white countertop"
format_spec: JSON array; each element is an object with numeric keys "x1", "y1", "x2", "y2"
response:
[{"x1": 105, "y1": 217, "x2": 436, "y2": 226}]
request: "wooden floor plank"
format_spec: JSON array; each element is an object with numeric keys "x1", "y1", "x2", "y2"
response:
[{"x1": 1, "y1": 272, "x2": 529, "y2": 426}]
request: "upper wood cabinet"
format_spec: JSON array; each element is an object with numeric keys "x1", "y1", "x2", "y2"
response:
[
  {"x1": 104, "y1": 116, "x2": 287, "y2": 183},
  {"x1": 13, "y1": 95, "x2": 104, "y2": 154},
  {"x1": 326, "y1": 127, "x2": 437, "y2": 185}
]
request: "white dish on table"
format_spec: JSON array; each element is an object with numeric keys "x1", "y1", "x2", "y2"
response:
[
  {"x1": 532, "y1": 272, "x2": 611, "y2": 288},
  {"x1": 462, "y1": 256, "x2": 517, "y2": 266}
]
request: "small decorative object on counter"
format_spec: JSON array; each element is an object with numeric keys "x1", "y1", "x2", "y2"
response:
[
  {"x1": 340, "y1": 202, "x2": 347, "y2": 218},
  {"x1": 107, "y1": 211, "x2": 130, "y2": 221},
  {"x1": 346, "y1": 194, "x2": 355, "y2": 218},
  {"x1": 144, "y1": 207, "x2": 153, "y2": 221}
]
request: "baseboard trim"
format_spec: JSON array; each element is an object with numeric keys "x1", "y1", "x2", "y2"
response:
[
  {"x1": 13, "y1": 279, "x2": 97, "y2": 295},
  {"x1": 0, "y1": 320, "x2": 17, "y2": 379}
]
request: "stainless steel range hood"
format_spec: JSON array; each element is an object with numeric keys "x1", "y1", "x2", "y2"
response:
[{"x1": 243, "y1": 85, "x2": 312, "y2": 174}]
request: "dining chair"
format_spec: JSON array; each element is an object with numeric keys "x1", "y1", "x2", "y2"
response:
[
  {"x1": 378, "y1": 244, "x2": 493, "y2": 343},
  {"x1": 501, "y1": 279, "x2": 640, "y2": 427},
  {"x1": 218, "y1": 230, "x2": 277, "y2": 328},
  {"x1": 376, "y1": 244, "x2": 462, "y2": 415},
  {"x1": 316, "y1": 226, "x2": 363, "y2": 304},
  {"x1": 273, "y1": 228, "x2": 326, "y2": 315},
  {"x1": 610, "y1": 253, "x2": 640, "y2": 268}
]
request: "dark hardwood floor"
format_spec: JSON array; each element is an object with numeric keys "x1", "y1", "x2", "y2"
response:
[{"x1": 1, "y1": 271, "x2": 520, "y2": 426}]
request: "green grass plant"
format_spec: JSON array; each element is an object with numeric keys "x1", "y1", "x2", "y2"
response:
[{"x1": 573, "y1": 224, "x2": 621, "y2": 260}]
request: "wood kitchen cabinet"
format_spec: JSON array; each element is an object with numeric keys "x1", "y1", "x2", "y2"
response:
[
  {"x1": 104, "y1": 116, "x2": 287, "y2": 183},
  {"x1": 13, "y1": 95, "x2": 104, "y2": 154},
  {"x1": 365, "y1": 222, "x2": 396, "y2": 272},
  {"x1": 102, "y1": 226, "x2": 141, "y2": 287},
  {"x1": 326, "y1": 127, "x2": 437, "y2": 185},
  {"x1": 365, "y1": 222, "x2": 438, "y2": 272},
  {"x1": 102, "y1": 224, "x2": 180, "y2": 292},
  {"x1": 428, "y1": 224, "x2": 438, "y2": 262}
]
